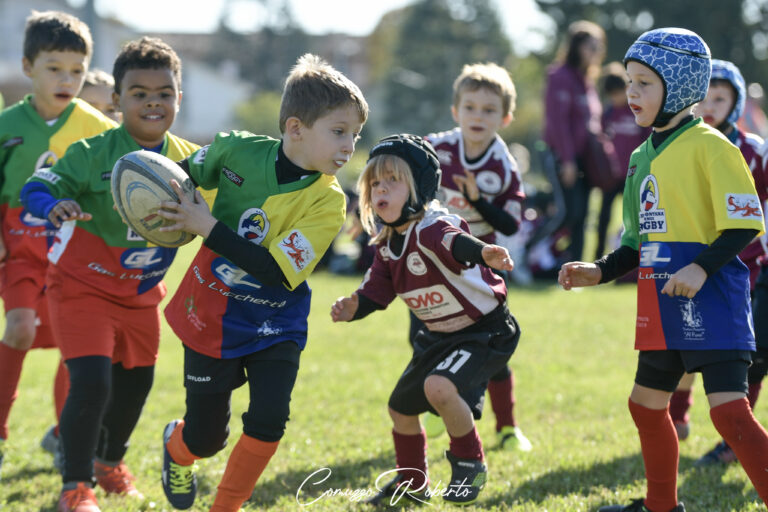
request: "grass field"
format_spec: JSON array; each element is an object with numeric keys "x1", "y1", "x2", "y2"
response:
[{"x1": 0, "y1": 239, "x2": 765, "y2": 511}]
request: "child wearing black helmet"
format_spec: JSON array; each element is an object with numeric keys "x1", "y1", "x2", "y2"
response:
[
  {"x1": 559, "y1": 29, "x2": 768, "y2": 512},
  {"x1": 331, "y1": 134, "x2": 519, "y2": 506}
]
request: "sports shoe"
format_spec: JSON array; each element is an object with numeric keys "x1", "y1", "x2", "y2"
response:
[
  {"x1": 162, "y1": 419, "x2": 197, "y2": 510},
  {"x1": 598, "y1": 498, "x2": 686, "y2": 512},
  {"x1": 694, "y1": 440, "x2": 738, "y2": 466},
  {"x1": 673, "y1": 420, "x2": 690, "y2": 441},
  {"x1": 497, "y1": 425, "x2": 532, "y2": 452},
  {"x1": 363, "y1": 474, "x2": 430, "y2": 507},
  {"x1": 57, "y1": 482, "x2": 100, "y2": 512},
  {"x1": 41, "y1": 425, "x2": 64, "y2": 471},
  {"x1": 422, "y1": 411, "x2": 445, "y2": 438},
  {"x1": 443, "y1": 450, "x2": 486, "y2": 505},
  {"x1": 94, "y1": 460, "x2": 144, "y2": 498}
]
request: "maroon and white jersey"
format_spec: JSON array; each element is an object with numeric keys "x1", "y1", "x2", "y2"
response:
[
  {"x1": 426, "y1": 128, "x2": 524, "y2": 243},
  {"x1": 733, "y1": 129, "x2": 768, "y2": 287},
  {"x1": 358, "y1": 207, "x2": 507, "y2": 333}
]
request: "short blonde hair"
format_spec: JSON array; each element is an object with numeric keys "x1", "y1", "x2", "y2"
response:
[
  {"x1": 357, "y1": 154, "x2": 422, "y2": 244},
  {"x1": 453, "y1": 62, "x2": 516, "y2": 117},
  {"x1": 279, "y1": 54, "x2": 369, "y2": 133},
  {"x1": 83, "y1": 68, "x2": 114, "y2": 89}
]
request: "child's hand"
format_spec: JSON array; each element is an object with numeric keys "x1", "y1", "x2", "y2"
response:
[
  {"x1": 48, "y1": 199, "x2": 92, "y2": 228},
  {"x1": 331, "y1": 293, "x2": 359, "y2": 322},
  {"x1": 482, "y1": 244, "x2": 514, "y2": 271},
  {"x1": 452, "y1": 170, "x2": 480, "y2": 201},
  {"x1": 558, "y1": 261, "x2": 602, "y2": 290},
  {"x1": 661, "y1": 263, "x2": 706, "y2": 298},
  {"x1": 157, "y1": 180, "x2": 216, "y2": 238}
]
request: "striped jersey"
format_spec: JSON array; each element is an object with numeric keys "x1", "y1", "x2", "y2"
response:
[
  {"x1": 621, "y1": 118, "x2": 765, "y2": 351},
  {"x1": 26, "y1": 125, "x2": 199, "y2": 306},
  {"x1": 164, "y1": 131, "x2": 346, "y2": 359},
  {"x1": 357, "y1": 206, "x2": 507, "y2": 333},
  {"x1": 427, "y1": 128, "x2": 524, "y2": 243},
  {"x1": 0, "y1": 96, "x2": 115, "y2": 266}
]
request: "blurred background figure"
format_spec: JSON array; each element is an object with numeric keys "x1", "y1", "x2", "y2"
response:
[
  {"x1": 79, "y1": 69, "x2": 121, "y2": 123},
  {"x1": 737, "y1": 82, "x2": 768, "y2": 139},
  {"x1": 542, "y1": 20, "x2": 606, "y2": 263}
]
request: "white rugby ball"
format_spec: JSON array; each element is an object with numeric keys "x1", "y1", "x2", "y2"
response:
[{"x1": 111, "y1": 150, "x2": 197, "y2": 248}]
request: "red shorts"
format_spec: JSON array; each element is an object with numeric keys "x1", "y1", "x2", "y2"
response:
[
  {"x1": 47, "y1": 279, "x2": 160, "y2": 368},
  {"x1": 0, "y1": 258, "x2": 56, "y2": 349}
]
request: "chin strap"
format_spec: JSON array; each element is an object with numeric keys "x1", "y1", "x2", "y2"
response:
[{"x1": 377, "y1": 202, "x2": 420, "y2": 228}]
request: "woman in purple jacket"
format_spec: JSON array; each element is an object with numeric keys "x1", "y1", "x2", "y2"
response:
[{"x1": 543, "y1": 20, "x2": 606, "y2": 262}]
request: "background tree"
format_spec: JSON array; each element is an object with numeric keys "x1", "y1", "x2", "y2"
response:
[{"x1": 380, "y1": 0, "x2": 514, "y2": 136}]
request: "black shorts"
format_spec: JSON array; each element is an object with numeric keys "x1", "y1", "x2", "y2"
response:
[
  {"x1": 389, "y1": 304, "x2": 520, "y2": 419},
  {"x1": 635, "y1": 349, "x2": 751, "y2": 394},
  {"x1": 183, "y1": 341, "x2": 301, "y2": 394}
]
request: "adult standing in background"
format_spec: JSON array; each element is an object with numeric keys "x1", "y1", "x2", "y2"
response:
[{"x1": 543, "y1": 20, "x2": 606, "y2": 262}]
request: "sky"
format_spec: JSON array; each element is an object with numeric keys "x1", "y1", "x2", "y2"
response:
[{"x1": 68, "y1": 0, "x2": 553, "y2": 55}]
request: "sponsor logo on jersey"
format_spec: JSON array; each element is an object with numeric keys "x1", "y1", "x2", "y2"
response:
[
  {"x1": 638, "y1": 269, "x2": 673, "y2": 280},
  {"x1": 439, "y1": 188, "x2": 469, "y2": 212},
  {"x1": 238, "y1": 208, "x2": 269, "y2": 244},
  {"x1": 379, "y1": 246, "x2": 391, "y2": 261},
  {"x1": 280, "y1": 230, "x2": 314, "y2": 272},
  {"x1": 35, "y1": 150, "x2": 57, "y2": 171},
  {"x1": 2, "y1": 137, "x2": 23, "y2": 148},
  {"x1": 222, "y1": 166, "x2": 244, "y2": 186},
  {"x1": 186, "y1": 373, "x2": 211, "y2": 382},
  {"x1": 193, "y1": 145, "x2": 209, "y2": 165},
  {"x1": 436, "y1": 149, "x2": 453, "y2": 165},
  {"x1": 31, "y1": 169, "x2": 61, "y2": 184},
  {"x1": 441, "y1": 231, "x2": 457, "y2": 251},
  {"x1": 639, "y1": 242, "x2": 672, "y2": 267},
  {"x1": 628, "y1": 165, "x2": 637, "y2": 177},
  {"x1": 101, "y1": 171, "x2": 111, "y2": 181},
  {"x1": 127, "y1": 227, "x2": 143, "y2": 241},
  {"x1": 679, "y1": 298, "x2": 705, "y2": 340},
  {"x1": 400, "y1": 284, "x2": 462, "y2": 320},
  {"x1": 638, "y1": 175, "x2": 667, "y2": 234},
  {"x1": 726, "y1": 193, "x2": 762, "y2": 219},
  {"x1": 476, "y1": 170, "x2": 502, "y2": 194},
  {"x1": 121, "y1": 248, "x2": 163, "y2": 268},
  {"x1": 406, "y1": 251, "x2": 427, "y2": 275},
  {"x1": 211, "y1": 257, "x2": 261, "y2": 289}
]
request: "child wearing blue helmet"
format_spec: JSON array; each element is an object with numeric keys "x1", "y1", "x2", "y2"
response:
[
  {"x1": 559, "y1": 28, "x2": 768, "y2": 512},
  {"x1": 670, "y1": 59, "x2": 768, "y2": 465}
]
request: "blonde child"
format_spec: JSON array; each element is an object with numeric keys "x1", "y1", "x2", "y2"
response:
[{"x1": 79, "y1": 69, "x2": 120, "y2": 123}]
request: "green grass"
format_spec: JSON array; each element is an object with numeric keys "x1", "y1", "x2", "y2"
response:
[{"x1": 0, "y1": 240, "x2": 765, "y2": 511}]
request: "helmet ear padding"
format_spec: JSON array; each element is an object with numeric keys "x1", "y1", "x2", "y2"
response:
[
  {"x1": 368, "y1": 134, "x2": 442, "y2": 210},
  {"x1": 624, "y1": 28, "x2": 711, "y2": 127},
  {"x1": 711, "y1": 59, "x2": 746, "y2": 126}
]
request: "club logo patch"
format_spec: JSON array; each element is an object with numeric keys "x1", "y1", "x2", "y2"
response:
[
  {"x1": 680, "y1": 298, "x2": 705, "y2": 341},
  {"x1": 726, "y1": 193, "x2": 762, "y2": 219},
  {"x1": 638, "y1": 175, "x2": 667, "y2": 234},
  {"x1": 34, "y1": 150, "x2": 57, "y2": 171},
  {"x1": 193, "y1": 145, "x2": 209, "y2": 165},
  {"x1": 280, "y1": 230, "x2": 314, "y2": 272},
  {"x1": 476, "y1": 170, "x2": 502, "y2": 194},
  {"x1": 238, "y1": 208, "x2": 269, "y2": 244},
  {"x1": 407, "y1": 252, "x2": 427, "y2": 275},
  {"x1": 222, "y1": 167, "x2": 244, "y2": 187}
]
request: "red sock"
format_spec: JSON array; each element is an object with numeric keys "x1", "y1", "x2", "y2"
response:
[
  {"x1": 210, "y1": 434, "x2": 278, "y2": 512},
  {"x1": 628, "y1": 399, "x2": 678, "y2": 512},
  {"x1": 0, "y1": 343, "x2": 28, "y2": 440},
  {"x1": 710, "y1": 398, "x2": 768, "y2": 504},
  {"x1": 166, "y1": 420, "x2": 200, "y2": 466},
  {"x1": 392, "y1": 429, "x2": 428, "y2": 489},
  {"x1": 668, "y1": 389, "x2": 693, "y2": 424},
  {"x1": 747, "y1": 382, "x2": 762, "y2": 410},
  {"x1": 488, "y1": 369, "x2": 515, "y2": 431},
  {"x1": 53, "y1": 358, "x2": 69, "y2": 434},
  {"x1": 449, "y1": 425, "x2": 484, "y2": 461}
]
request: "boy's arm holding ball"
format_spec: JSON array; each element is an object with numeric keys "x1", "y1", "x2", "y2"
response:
[{"x1": 157, "y1": 179, "x2": 214, "y2": 238}]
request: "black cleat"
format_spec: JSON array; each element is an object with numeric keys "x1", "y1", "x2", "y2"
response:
[
  {"x1": 364, "y1": 474, "x2": 430, "y2": 507},
  {"x1": 442, "y1": 451, "x2": 486, "y2": 505},
  {"x1": 598, "y1": 498, "x2": 686, "y2": 512},
  {"x1": 161, "y1": 420, "x2": 197, "y2": 510}
]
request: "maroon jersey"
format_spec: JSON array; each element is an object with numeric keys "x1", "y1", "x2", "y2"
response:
[
  {"x1": 357, "y1": 207, "x2": 507, "y2": 333},
  {"x1": 733, "y1": 129, "x2": 768, "y2": 288},
  {"x1": 426, "y1": 128, "x2": 524, "y2": 243}
]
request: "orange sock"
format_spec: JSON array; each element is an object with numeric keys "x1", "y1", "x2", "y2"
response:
[
  {"x1": 210, "y1": 434, "x2": 279, "y2": 512},
  {"x1": 710, "y1": 398, "x2": 768, "y2": 504},
  {"x1": 166, "y1": 420, "x2": 199, "y2": 466},
  {"x1": 53, "y1": 359, "x2": 70, "y2": 432}
]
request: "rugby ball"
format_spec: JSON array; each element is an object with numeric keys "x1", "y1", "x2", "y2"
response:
[{"x1": 111, "y1": 150, "x2": 197, "y2": 248}]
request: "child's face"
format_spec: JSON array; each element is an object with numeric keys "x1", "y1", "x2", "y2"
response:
[
  {"x1": 115, "y1": 68, "x2": 181, "y2": 148},
  {"x1": 287, "y1": 105, "x2": 363, "y2": 175},
  {"x1": 626, "y1": 61, "x2": 663, "y2": 128},
  {"x1": 370, "y1": 168, "x2": 410, "y2": 224},
  {"x1": 80, "y1": 84, "x2": 120, "y2": 123},
  {"x1": 695, "y1": 82, "x2": 735, "y2": 128},
  {"x1": 452, "y1": 87, "x2": 511, "y2": 152},
  {"x1": 23, "y1": 50, "x2": 88, "y2": 120}
]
